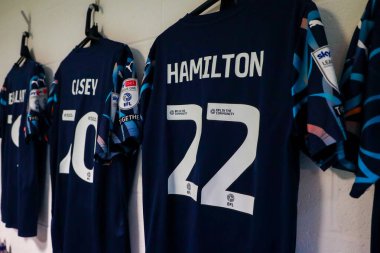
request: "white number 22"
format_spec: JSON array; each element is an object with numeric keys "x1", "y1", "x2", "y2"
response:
[{"x1": 167, "y1": 103, "x2": 260, "y2": 215}]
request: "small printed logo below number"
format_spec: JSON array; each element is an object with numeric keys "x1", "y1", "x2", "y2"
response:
[
  {"x1": 227, "y1": 194, "x2": 235, "y2": 207},
  {"x1": 187, "y1": 183, "x2": 191, "y2": 195}
]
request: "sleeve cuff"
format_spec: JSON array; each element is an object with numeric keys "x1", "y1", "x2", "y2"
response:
[{"x1": 350, "y1": 183, "x2": 372, "y2": 198}]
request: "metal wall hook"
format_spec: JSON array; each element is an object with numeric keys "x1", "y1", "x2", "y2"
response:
[{"x1": 21, "y1": 10, "x2": 31, "y2": 34}]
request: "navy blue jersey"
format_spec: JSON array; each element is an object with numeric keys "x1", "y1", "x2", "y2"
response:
[
  {"x1": 140, "y1": 0, "x2": 346, "y2": 252},
  {"x1": 338, "y1": 0, "x2": 380, "y2": 197},
  {"x1": 0, "y1": 59, "x2": 47, "y2": 237},
  {"x1": 47, "y1": 38, "x2": 140, "y2": 253},
  {"x1": 337, "y1": 1, "x2": 380, "y2": 252}
]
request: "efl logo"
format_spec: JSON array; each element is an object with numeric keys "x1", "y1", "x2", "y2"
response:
[
  {"x1": 119, "y1": 78, "x2": 139, "y2": 110},
  {"x1": 317, "y1": 51, "x2": 331, "y2": 60}
]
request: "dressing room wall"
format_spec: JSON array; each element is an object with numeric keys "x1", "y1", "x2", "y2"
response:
[{"x1": 0, "y1": 0, "x2": 374, "y2": 252}]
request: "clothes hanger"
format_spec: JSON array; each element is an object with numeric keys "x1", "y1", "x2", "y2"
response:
[
  {"x1": 190, "y1": 0, "x2": 238, "y2": 16},
  {"x1": 77, "y1": 3, "x2": 103, "y2": 48},
  {"x1": 16, "y1": 11, "x2": 32, "y2": 66},
  {"x1": 16, "y1": 32, "x2": 32, "y2": 66}
]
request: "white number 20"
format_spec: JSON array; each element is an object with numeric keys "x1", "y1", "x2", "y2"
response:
[
  {"x1": 59, "y1": 112, "x2": 98, "y2": 183},
  {"x1": 167, "y1": 103, "x2": 260, "y2": 215}
]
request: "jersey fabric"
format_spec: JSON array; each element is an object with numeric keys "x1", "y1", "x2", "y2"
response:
[
  {"x1": 140, "y1": 0, "x2": 346, "y2": 252},
  {"x1": 47, "y1": 38, "x2": 140, "y2": 253},
  {"x1": 0, "y1": 59, "x2": 47, "y2": 237},
  {"x1": 338, "y1": 0, "x2": 380, "y2": 198},
  {"x1": 337, "y1": 1, "x2": 380, "y2": 252}
]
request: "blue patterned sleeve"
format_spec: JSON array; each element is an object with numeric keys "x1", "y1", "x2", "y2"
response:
[
  {"x1": 25, "y1": 64, "x2": 48, "y2": 142},
  {"x1": 95, "y1": 45, "x2": 140, "y2": 162},
  {"x1": 140, "y1": 44, "x2": 156, "y2": 134},
  {"x1": 0, "y1": 78, "x2": 8, "y2": 138},
  {"x1": 292, "y1": 1, "x2": 346, "y2": 170},
  {"x1": 343, "y1": 0, "x2": 380, "y2": 198},
  {"x1": 46, "y1": 70, "x2": 60, "y2": 144}
]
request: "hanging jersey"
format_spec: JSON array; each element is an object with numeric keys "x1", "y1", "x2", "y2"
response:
[
  {"x1": 338, "y1": 0, "x2": 380, "y2": 198},
  {"x1": 337, "y1": 1, "x2": 380, "y2": 253},
  {"x1": 0, "y1": 59, "x2": 47, "y2": 237},
  {"x1": 47, "y1": 38, "x2": 140, "y2": 253},
  {"x1": 140, "y1": 0, "x2": 346, "y2": 252}
]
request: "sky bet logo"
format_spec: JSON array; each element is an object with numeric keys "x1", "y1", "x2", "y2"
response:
[
  {"x1": 312, "y1": 46, "x2": 339, "y2": 92},
  {"x1": 317, "y1": 50, "x2": 331, "y2": 60}
]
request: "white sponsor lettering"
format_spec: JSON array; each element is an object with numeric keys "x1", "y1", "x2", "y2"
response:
[{"x1": 62, "y1": 110, "x2": 76, "y2": 121}]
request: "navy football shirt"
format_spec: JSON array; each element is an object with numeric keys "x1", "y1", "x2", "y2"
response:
[
  {"x1": 0, "y1": 59, "x2": 47, "y2": 237},
  {"x1": 47, "y1": 38, "x2": 140, "y2": 253},
  {"x1": 337, "y1": 1, "x2": 380, "y2": 252},
  {"x1": 338, "y1": 0, "x2": 380, "y2": 198},
  {"x1": 140, "y1": 0, "x2": 346, "y2": 252}
]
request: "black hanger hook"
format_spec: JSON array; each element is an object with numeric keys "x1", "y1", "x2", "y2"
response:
[{"x1": 85, "y1": 3, "x2": 99, "y2": 36}]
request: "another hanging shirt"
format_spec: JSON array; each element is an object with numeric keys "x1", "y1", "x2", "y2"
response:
[
  {"x1": 0, "y1": 59, "x2": 47, "y2": 237},
  {"x1": 47, "y1": 38, "x2": 140, "y2": 253},
  {"x1": 140, "y1": 0, "x2": 346, "y2": 252}
]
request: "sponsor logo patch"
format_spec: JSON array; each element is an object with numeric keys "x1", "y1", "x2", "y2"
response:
[
  {"x1": 119, "y1": 78, "x2": 139, "y2": 110},
  {"x1": 29, "y1": 89, "x2": 40, "y2": 112},
  {"x1": 29, "y1": 88, "x2": 48, "y2": 112},
  {"x1": 62, "y1": 110, "x2": 76, "y2": 121},
  {"x1": 312, "y1": 46, "x2": 339, "y2": 92}
]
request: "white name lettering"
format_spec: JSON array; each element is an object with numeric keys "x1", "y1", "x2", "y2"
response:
[
  {"x1": 8, "y1": 89, "x2": 26, "y2": 105},
  {"x1": 167, "y1": 51, "x2": 264, "y2": 84},
  {"x1": 72, "y1": 79, "x2": 98, "y2": 96}
]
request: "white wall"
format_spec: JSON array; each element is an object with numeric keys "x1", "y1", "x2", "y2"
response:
[{"x1": 0, "y1": 0, "x2": 373, "y2": 252}]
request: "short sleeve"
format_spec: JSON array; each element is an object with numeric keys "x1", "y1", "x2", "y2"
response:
[
  {"x1": 292, "y1": 1, "x2": 346, "y2": 170},
  {"x1": 95, "y1": 45, "x2": 140, "y2": 161},
  {"x1": 346, "y1": 1, "x2": 380, "y2": 198},
  {"x1": 0, "y1": 79, "x2": 9, "y2": 138},
  {"x1": 25, "y1": 64, "x2": 48, "y2": 142}
]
